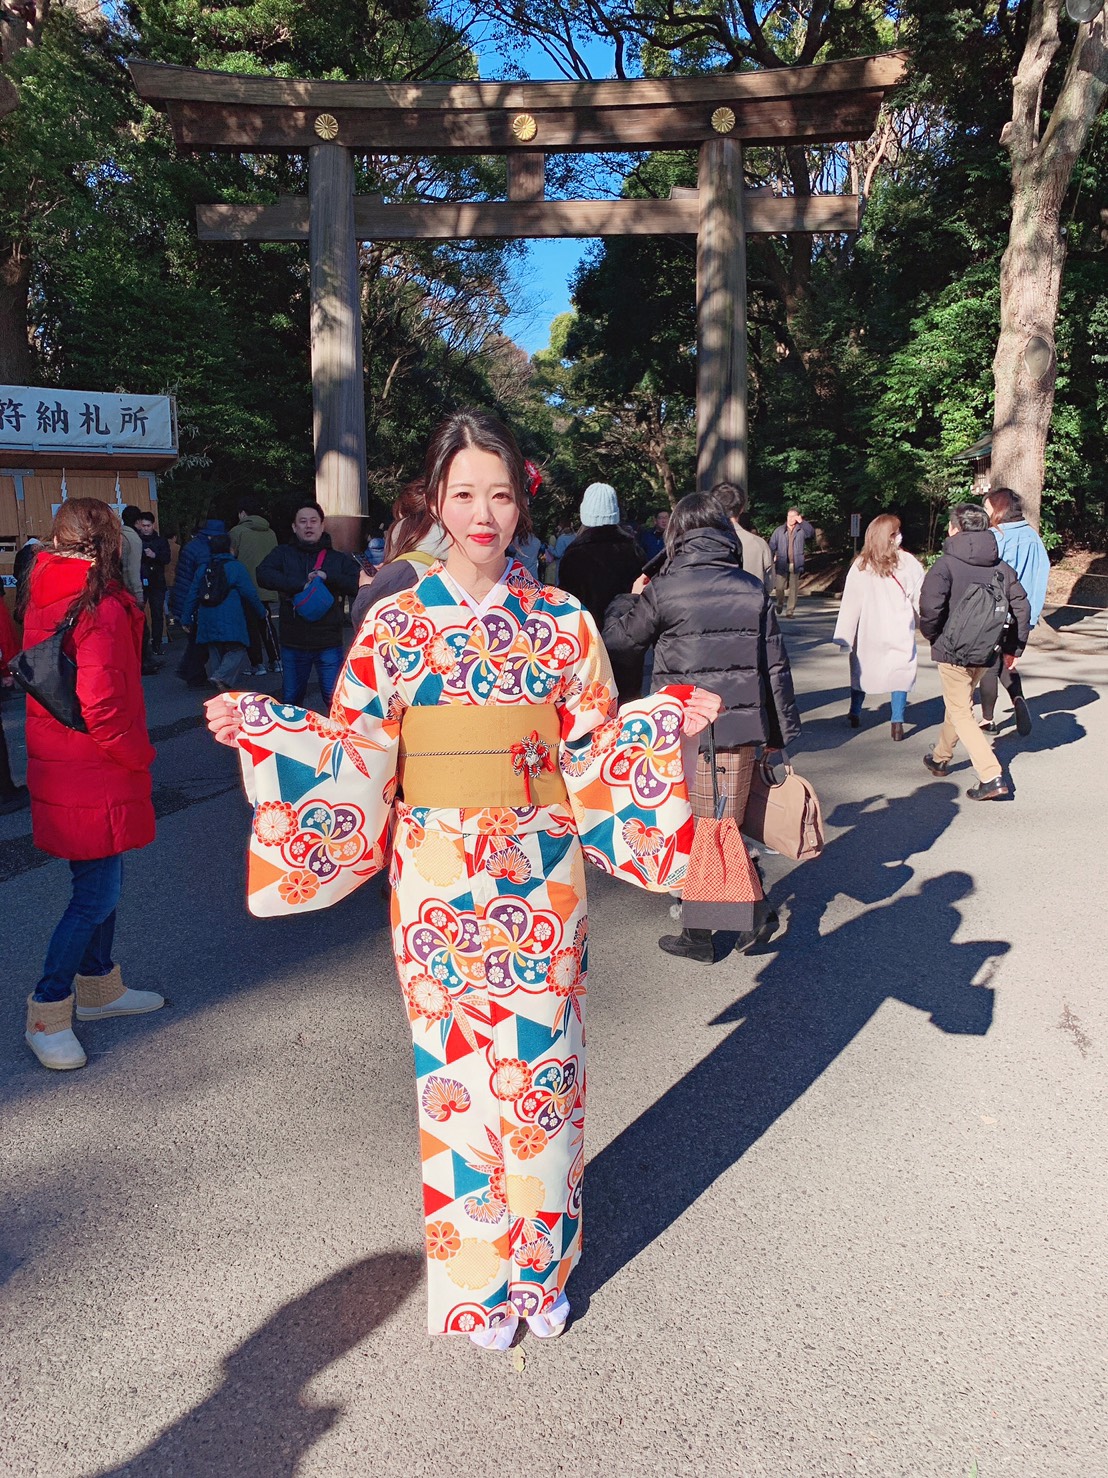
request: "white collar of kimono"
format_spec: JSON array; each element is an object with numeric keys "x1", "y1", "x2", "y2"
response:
[{"x1": 438, "y1": 560, "x2": 514, "y2": 618}]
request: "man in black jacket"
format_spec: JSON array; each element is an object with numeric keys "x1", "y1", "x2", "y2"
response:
[
  {"x1": 918, "y1": 502, "x2": 1031, "y2": 801},
  {"x1": 256, "y1": 500, "x2": 361, "y2": 709}
]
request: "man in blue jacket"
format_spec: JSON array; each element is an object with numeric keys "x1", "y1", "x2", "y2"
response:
[
  {"x1": 170, "y1": 514, "x2": 225, "y2": 688},
  {"x1": 978, "y1": 488, "x2": 1049, "y2": 736},
  {"x1": 769, "y1": 508, "x2": 814, "y2": 617}
]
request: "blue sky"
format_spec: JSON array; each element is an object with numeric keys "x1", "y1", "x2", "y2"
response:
[{"x1": 476, "y1": 35, "x2": 618, "y2": 356}]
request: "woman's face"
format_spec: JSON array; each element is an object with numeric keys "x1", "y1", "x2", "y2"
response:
[{"x1": 438, "y1": 447, "x2": 519, "y2": 569}]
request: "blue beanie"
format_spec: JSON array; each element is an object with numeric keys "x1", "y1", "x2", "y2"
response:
[{"x1": 579, "y1": 482, "x2": 620, "y2": 527}]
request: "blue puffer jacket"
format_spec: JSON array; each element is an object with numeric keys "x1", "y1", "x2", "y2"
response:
[
  {"x1": 994, "y1": 519, "x2": 1049, "y2": 626},
  {"x1": 180, "y1": 554, "x2": 266, "y2": 646},
  {"x1": 169, "y1": 521, "x2": 225, "y2": 621}
]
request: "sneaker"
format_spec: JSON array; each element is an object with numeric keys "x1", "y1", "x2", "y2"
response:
[
  {"x1": 923, "y1": 752, "x2": 949, "y2": 776},
  {"x1": 979, "y1": 719, "x2": 998, "y2": 735},
  {"x1": 967, "y1": 776, "x2": 1009, "y2": 801},
  {"x1": 272, "y1": 661, "x2": 283, "y2": 674},
  {"x1": 1012, "y1": 696, "x2": 1033, "y2": 737},
  {"x1": 254, "y1": 664, "x2": 268, "y2": 676}
]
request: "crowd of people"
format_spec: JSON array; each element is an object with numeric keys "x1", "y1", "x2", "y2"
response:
[{"x1": 0, "y1": 407, "x2": 1049, "y2": 1348}]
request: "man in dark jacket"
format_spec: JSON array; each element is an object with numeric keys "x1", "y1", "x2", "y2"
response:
[
  {"x1": 919, "y1": 502, "x2": 1031, "y2": 801},
  {"x1": 170, "y1": 514, "x2": 225, "y2": 688},
  {"x1": 558, "y1": 482, "x2": 645, "y2": 702},
  {"x1": 134, "y1": 511, "x2": 171, "y2": 654},
  {"x1": 256, "y1": 499, "x2": 361, "y2": 709},
  {"x1": 768, "y1": 508, "x2": 814, "y2": 617}
]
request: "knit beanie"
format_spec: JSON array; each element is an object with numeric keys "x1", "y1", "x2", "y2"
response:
[{"x1": 579, "y1": 482, "x2": 620, "y2": 527}]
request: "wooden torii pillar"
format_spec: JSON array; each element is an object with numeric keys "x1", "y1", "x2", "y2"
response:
[{"x1": 129, "y1": 55, "x2": 905, "y2": 536}]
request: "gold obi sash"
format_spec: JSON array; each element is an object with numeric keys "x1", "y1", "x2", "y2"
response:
[{"x1": 397, "y1": 704, "x2": 567, "y2": 809}]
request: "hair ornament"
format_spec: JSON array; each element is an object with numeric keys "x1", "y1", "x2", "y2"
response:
[{"x1": 523, "y1": 460, "x2": 543, "y2": 499}]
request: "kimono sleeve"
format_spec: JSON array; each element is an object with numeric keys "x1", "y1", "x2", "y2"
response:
[
  {"x1": 231, "y1": 630, "x2": 401, "y2": 918},
  {"x1": 557, "y1": 608, "x2": 694, "y2": 893}
]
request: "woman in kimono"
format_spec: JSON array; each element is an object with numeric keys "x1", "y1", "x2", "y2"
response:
[{"x1": 206, "y1": 409, "x2": 719, "y2": 1348}]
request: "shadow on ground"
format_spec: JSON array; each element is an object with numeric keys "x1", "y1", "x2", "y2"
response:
[
  {"x1": 571, "y1": 781, "x2": 1005, "y2": 1309},
  {"x1": 94, "y1": 1251, "x2": 423, "y2": 1478}
]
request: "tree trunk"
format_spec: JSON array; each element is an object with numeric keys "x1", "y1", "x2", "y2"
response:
[
  {"x1": 990, "y1": 159, "x2": 1068, "y2": 529},
  {"x1": 0, "y1": 241, "x2": 33, "y2": 383},
  {"x1": 990, "y1": 2, "x2": 1108, "y2": 529}
]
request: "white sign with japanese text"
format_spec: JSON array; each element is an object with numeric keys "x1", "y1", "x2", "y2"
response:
[{"x1": 0, "y1": 386, "x2": 176, "y2": 454}]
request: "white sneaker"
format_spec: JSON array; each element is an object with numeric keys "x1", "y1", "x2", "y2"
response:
[{"x1": 254, "y1": 664, "x2": 268, "y2": 676}]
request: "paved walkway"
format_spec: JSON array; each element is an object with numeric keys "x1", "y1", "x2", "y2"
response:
[{"x1": 1, "y1": 603, "x2": 1104, "y2": 1477}]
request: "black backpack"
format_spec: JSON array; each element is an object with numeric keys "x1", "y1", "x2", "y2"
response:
[
  {"x1": 199, "y1": 559, "x2": 230, "y2": 608},
  {"x1": 943, "y1": 569, "x2": 1010, "y2": 666}
]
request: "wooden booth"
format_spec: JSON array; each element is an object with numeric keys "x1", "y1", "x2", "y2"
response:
[{"x1": 1, "y1": 386, "x2": 178, "y2": 613}]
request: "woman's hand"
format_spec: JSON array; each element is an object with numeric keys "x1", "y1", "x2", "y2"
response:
[
  {"x1": 205, "y1": 694, "x2": 243, "y2": 748},
  {"x1": 681, "y1": 686, "x2": 722, "y2": 736},
  {"x1": 631, "y1": 574, "x2": 650, "y2": 596}
]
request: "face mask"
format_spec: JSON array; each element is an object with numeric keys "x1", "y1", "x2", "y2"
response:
[{"x1": 894, "y1": 533, "x2": 902, "y2": 546}]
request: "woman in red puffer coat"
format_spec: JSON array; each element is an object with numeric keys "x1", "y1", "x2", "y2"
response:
[{"x1": 22, "y1": 498, "x2": 164, "y2": 1072}]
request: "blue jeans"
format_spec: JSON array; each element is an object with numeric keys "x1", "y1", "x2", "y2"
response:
[
  {"x1": 35, "y1": 856, "x2": 123, "y2": 1003},
  {"x1": 280, "y1": 645, "x2": 343, "y2": 709},
  {"x1": 851, "y1": 688, "x2": 907, "y2": 722}
]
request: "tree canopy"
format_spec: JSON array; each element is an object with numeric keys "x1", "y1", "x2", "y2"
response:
[{"x1": 1, "y1": 0, "x2": 1105, "y2": 549}]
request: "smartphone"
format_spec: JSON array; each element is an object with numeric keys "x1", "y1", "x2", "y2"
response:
[
  {"x1": 353, "y1": 552, "x2": 377, "y2": 577},
  {"x1": 641, "y1": 550, "x2": 666, "y2": 579}
]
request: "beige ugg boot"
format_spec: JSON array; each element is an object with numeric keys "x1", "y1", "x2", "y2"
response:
[
  {"x1": 74, "y1": 964, "x2": 164, "y2": 1021},
  {"x1": 25, "y1": 994, "x2": 87, "y2": 1070}
]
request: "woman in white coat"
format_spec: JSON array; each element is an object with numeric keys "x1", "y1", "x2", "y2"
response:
[{"x1": 833, "y1": 514, "x2": 925, "y2": 741}]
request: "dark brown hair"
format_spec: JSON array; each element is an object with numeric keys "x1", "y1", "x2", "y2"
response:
[
  {"x1": 985, "y1": 487, "x2": 1023, "y2": 525},
  {"x1": 857, "y1": 513, "x2": 902, "y2": 578},
  {"x1": 51, "y1": 498, "x2": 128, "y2": 616},
  {"x1": 664, "y1": 490, "x2": 732, "y2": 560},
  {"x1": 422, "y1": 408, "x2": 532, "y2": 542},
  {"x1": 384, "y1": 479, "x2": 435, "y2": 562}
]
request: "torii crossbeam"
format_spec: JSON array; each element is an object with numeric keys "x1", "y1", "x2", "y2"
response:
[{"x1": 130, "y1": 54, "x2": 906, "y2": 537}]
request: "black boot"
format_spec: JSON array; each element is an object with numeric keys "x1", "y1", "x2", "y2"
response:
[{"x1": 658, "y1": 928, "x2": 714, "y2": 964}]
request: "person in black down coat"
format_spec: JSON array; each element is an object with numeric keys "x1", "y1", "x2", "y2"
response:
[
  {"x1": 603, "y1": 489, "x2": 801, "y2": 964},
  {"x1": 557, "y1": 481, "x2": 645, "y2": 702},
  {"x1": 256, "y1": 500, "x2": 361, "y2": 710}
]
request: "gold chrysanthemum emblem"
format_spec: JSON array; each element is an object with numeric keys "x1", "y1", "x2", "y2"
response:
[
  {"x1": 711, "y1": 106, "x2": 736, "y2": 134},
  {"x1": 313, "y1": 113, "x2": 340, "y2": 140},
  {"x1": 511, "y1": 112, "x2": 538, "y2": 142}
]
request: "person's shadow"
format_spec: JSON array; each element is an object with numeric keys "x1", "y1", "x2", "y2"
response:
[
  {"x1": 573, "y1": 864, "x2": 1002, "y2": 1306},
  {"x1": 94, "y1": 1251, "x2": 423, "y2": 1477}
]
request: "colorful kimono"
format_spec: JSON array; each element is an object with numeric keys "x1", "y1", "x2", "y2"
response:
[{"x1": 232, "y1": 561, "x2": 695, "y2": 1334}]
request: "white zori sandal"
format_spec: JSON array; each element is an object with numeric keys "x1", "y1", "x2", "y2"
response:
[
  {"x1": 526, "y1": 1292, "x2": 571, "y2": 1339},
  {"x1": 468, "y1": 1292, "x2": 571, "y2": 1349},
  {"x1": 469, "y1": 1316, "x2": 518, "y2": 1351}
]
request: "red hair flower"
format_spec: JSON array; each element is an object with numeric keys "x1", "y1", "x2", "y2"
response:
[{"x1": 523, "y1": 459, "x2": 543, "y2": 498}]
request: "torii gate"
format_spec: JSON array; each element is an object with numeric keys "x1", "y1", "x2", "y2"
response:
[{"x1": 130, "y1": 54, "x2": 905, "y2": 544}]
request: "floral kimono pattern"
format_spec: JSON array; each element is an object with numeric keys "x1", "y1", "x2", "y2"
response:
[{"x1": 232, "y1": 561, "x2": 695, "y2": 1334}]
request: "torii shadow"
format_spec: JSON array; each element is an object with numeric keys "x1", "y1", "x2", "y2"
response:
[{"x1": 574, "y1": 784, "x2": 1003, "y2": 1305}]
